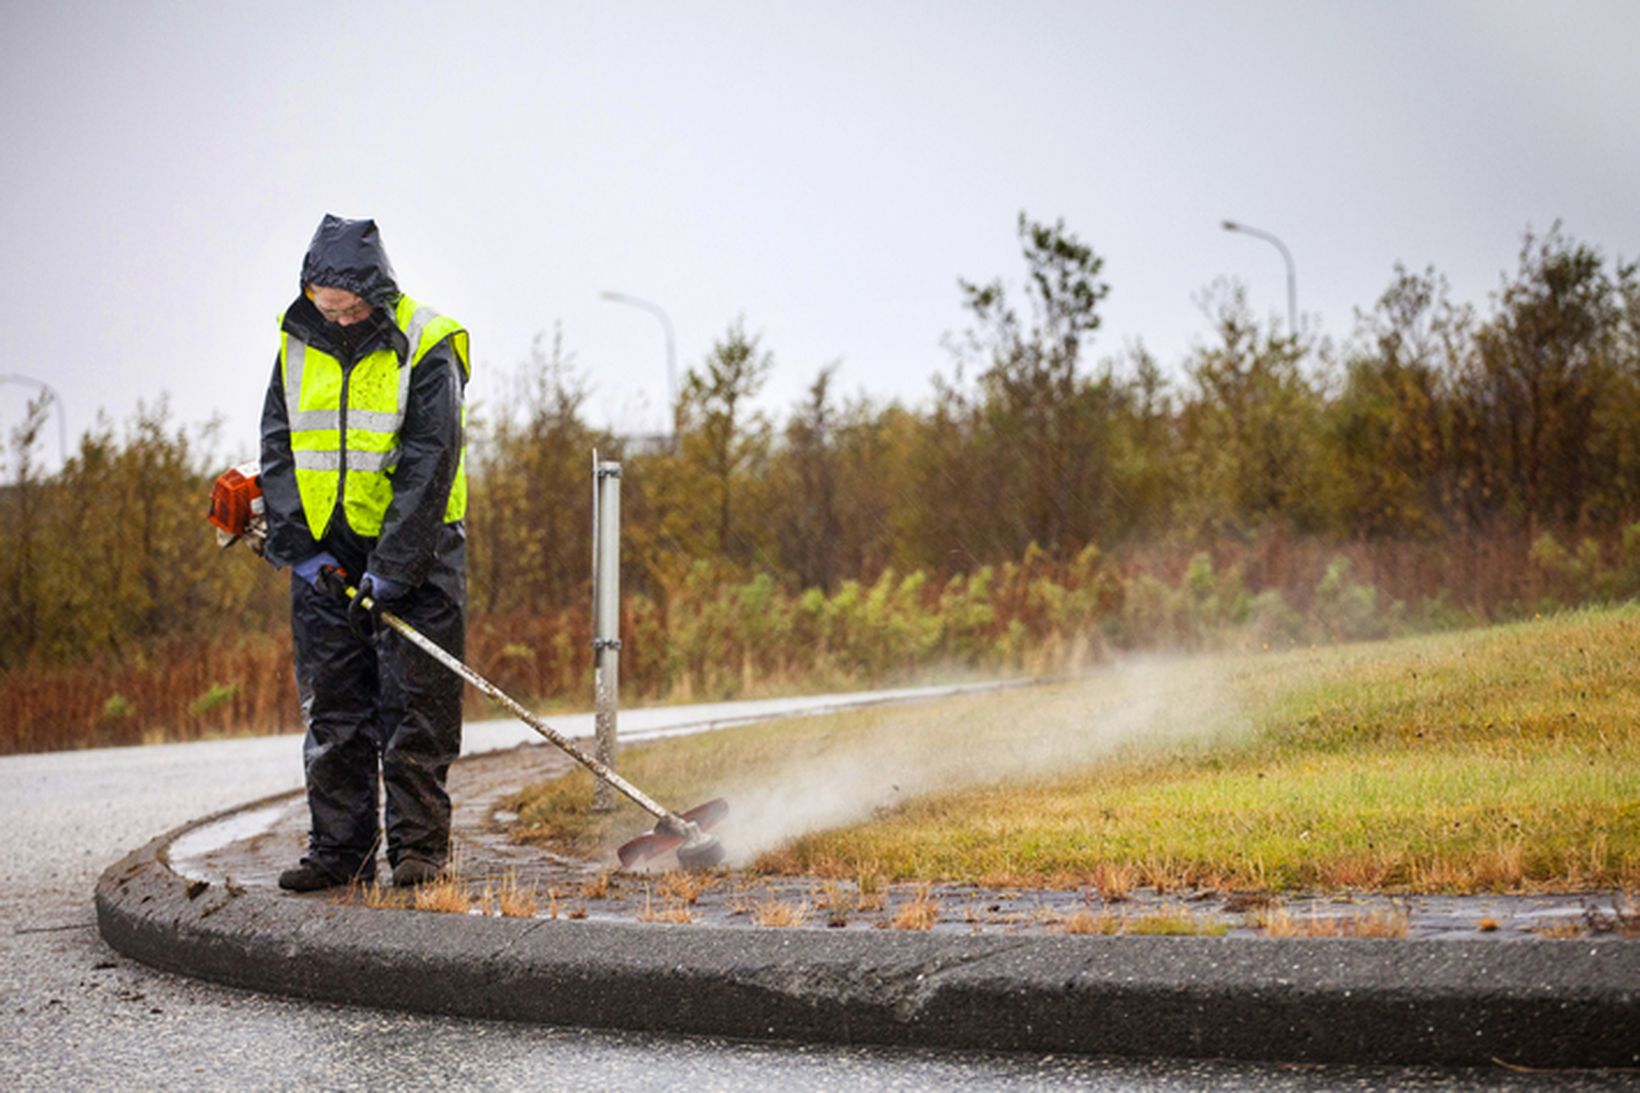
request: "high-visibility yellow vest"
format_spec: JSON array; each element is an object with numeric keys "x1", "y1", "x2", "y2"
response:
[{"x1": 279, "y1": 294, "x2": 470, "y2": 540}]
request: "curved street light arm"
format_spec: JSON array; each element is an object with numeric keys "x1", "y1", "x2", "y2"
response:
[
  {"x1": 600, "y1": 291, "x2": 679, "y2": 436},
  {"x1": 1221, "y1": 220, "x2": 1297, "y2": 337}
]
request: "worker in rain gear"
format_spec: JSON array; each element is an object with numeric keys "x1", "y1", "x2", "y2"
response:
[{"x1": 261, "y1": 214, "x2": 470, "y2": 891}]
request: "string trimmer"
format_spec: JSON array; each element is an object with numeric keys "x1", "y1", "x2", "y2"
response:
[{"x1": 207, "y1": 463, "x2": 727, "y2": 869}]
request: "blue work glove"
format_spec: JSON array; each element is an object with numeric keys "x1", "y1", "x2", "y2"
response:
[
  {"x1": 291, "y1": 552, "x2": 339, "y2": 588},
  {"x1": 361, "y1": 571, "x2": 407, "y2": 603},
  {"x1": 348, "y1": 571, "x2": 407, "y2": 639}
]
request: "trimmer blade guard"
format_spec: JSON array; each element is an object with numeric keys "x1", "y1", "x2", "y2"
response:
[{"x1": 616, "y1": 797, "x2": 729, "y2": 868}]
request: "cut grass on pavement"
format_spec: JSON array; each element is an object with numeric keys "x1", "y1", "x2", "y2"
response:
[{"x1": 507, "y1": 605, "x2": 1640, "y2": 894}]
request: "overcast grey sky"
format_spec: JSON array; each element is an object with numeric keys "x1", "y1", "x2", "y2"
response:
[{"x1": 2, "y1": 0, "x2": 1637, "y2": 468}]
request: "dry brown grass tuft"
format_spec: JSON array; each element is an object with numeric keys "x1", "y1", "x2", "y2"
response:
[
  {"x1": 813, "y1": 881, "x2": 855, "y2": 913},
  {"x1": 1316, "y1": 854, "x2": 1399, "y2": 890},
  {"x1": 1249, "y1": 905, "x2": 1294, "y2": 934},
  {"x1": 814, "y1": 881, "x2": 859, "y2": 928},
  {"x1": 753, "y1": 899, "x2": 811, "y2": 928},
  {"x1": 658, "y1": 870, "x2": 711, "y2": 905},
  {"x1": 1222, "y1": 891, "x2": 1276, "y2": 912},
  {"x1": 1056, "y1": 906, "x2": 1227, "y2": 936},
  {"x1": 638, "y1": 905, "x2": 695, "y2": 924},
  {"x1": 1257, "y1": 907, "x2": 1409, "y2": 938},
  {"x1": 1122, "y1": 907, "x2": 1230, "y2": 936},
  {"x1": 1137, "y1": 859, "x2": 1186, "y2": 894},
  {"x1": 1060, "y1": 910, "x2": 1121, "y2": 935},
  {"x1": 754, "y1": 846, "x2": 805, "y2": 874},
  {"x1": 1342, "y1": 909, "x2": 1412, "y2": 938},
  {"x1": 413, "y1": 875, "x2": 472, "y2": 915},
  {"x1": 855, "y1": 867, "x2": 886, "y2": 912},
  {"x1": 1533, "y1": 920, "x2": 1585, "y2": 939},
  {"x1": 1089, "y1": 862, "x2": 1135, "y2": 903},
  {"x1": 890, "y1": 885, "x2": 942, "y2": 931},
  {"x1": 580, "y1": 870, "x2": 612, "y2": 900},
  {"x1": 977, "y1": 869, "x2": 1032, "y2": 889},
  {"x1": 342, "y1": 881, "x2": 409, "y2": 910},
  {"x1": 636, "y1": 886, "x2": 696, "y2": 924},
  {"x1": 497, "y1": 872, "x2": 538, "y2": 918},
  {"x1": 1449, "y1": 845, "x2": 1526, "y2": 891}
]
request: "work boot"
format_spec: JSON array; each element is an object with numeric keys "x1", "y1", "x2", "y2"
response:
[
  {"x1": 277, "y1": 858, "x2": 355, "y2": 893},
  {"x1": 392, "y1": 858, "x2": 440, "y2": 888}
]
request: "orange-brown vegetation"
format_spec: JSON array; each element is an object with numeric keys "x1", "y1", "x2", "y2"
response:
[
  {"x1": 889, "y1": 885, "x2": 942, "y2": 931},
  {"x1": 5, "y1": 223, "x2": 1639, "y2": 755},
  {"x1": 752, "y1": 899, "x2": 811, "y2": 928},
  {"x1": 1256, "y1": 907, "x2": 1410, "y2": 938}
]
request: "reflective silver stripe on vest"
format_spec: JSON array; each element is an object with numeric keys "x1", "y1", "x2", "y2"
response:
[
  {"x1": 293, "y1": 449, "x2": 341, "y2": 472},
  {"x1": 402, "y1": 305, "x2": 438, "y2": 364},
  {"x1": 289, "y1": 409, "x2": 394, "y2": 432},
  {"x1": 293, "y1": 448, "x2": 398, "y2": 473},
  {"x1": 289, "y1": 409, "x2": 341, "y2": 431},
  {"x1": 283, "y1": 336, "x2": 307, "y2": 422},
  {"x1": 349, "y1": 448, "x2": 398, "y2": 473},
  {"x1": 398, "y1": 304, "x2": 439, "y2": 411},
  {"x1": 346, "y1": 409, "x2": 401, "y2": 432}
]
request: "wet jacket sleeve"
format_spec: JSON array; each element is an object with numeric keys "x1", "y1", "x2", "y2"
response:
[
  {"x1": 368, "y1": 339, "x2": 465, "y2": 587},
  {"x1": 259, "y1": 354, "x2": 321, "y2": 569}
]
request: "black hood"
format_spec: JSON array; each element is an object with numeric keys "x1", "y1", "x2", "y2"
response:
[{"x1": 299, "y1": 214, "x2": 400, "y2": 309}]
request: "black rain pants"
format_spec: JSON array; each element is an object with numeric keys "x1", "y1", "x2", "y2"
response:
[{"x1": 291, "y1": 574, "x2": 465, "y2": 879}]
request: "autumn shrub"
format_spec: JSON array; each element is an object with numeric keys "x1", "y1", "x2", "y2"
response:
[
  {"x1": 1311, "y1": 557, "x2": 1395, "y2": 642},
  {"x1": 1530, "y1": 527, "x2": 1640, "y2": 609}
]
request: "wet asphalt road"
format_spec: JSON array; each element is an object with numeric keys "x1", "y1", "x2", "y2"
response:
[{"x1": 3, "y1": 706, "x2": 1629, "y2": 1090}]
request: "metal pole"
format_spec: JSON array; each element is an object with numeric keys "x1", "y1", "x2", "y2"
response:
[
  {"x1": 591, "y1": 456, "x2": 623, "y2": 812},
  {"x1": 1221, "y1": 220, "x2": 1297, "y2": 337},
  {"x1": 600, "y1": 291, "x2": 678, "y2": 445}
]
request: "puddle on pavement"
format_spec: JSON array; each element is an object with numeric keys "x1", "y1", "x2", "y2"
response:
[{"x1": 167, "y1": 799, "x2": 302, "y2": 883}]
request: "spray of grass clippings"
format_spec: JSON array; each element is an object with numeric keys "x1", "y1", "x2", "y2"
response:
[{"x1": 711, "y1": 656, "x2": 1245, "y2": 866}]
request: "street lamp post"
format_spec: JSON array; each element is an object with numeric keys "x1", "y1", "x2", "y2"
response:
[
  {"x1": 1222, "y1": 220, "x2": 1297, "y2": 337},
  {"x1": 0, "y1": 373, "x2": 68, "y2": 467},
  {"x1": 600, "y1": 291, "x2": 678, "y2": 442}
]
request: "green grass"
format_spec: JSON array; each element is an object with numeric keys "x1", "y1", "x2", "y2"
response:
[{"x1": 508, "y1": 604, "x2": 1640, "y2": 894}]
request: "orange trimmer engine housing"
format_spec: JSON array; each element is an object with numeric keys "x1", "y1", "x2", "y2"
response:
[{"x1": 209, "y1": 461, "x2": 267, "y2": 552}]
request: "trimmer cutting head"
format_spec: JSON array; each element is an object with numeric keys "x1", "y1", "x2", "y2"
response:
[
  {"x1": 617, "y1": 798, "x2": 729, "y2": 869},
  {"x1": 675, "y1": 835, "x2": 726, "y2": 870}
]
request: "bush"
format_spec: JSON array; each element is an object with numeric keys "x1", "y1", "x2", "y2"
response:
[
  {"x1": 187, "y1": 682, "x2": 240, "y2": 718},
  {"x1": 1311, "y1": 557, "x2": 1389, "y2": 641},
  {"x1": 102, "y1": 693, "x2": 136, "y2": 721},
  {"x1": 1249, "y1": 589, "x2": 1305, "y2": 648}
]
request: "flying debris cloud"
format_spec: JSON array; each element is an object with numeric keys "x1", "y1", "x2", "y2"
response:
[{"x1": 712, "y1": 656, "x2": 1250, "y2": 866}]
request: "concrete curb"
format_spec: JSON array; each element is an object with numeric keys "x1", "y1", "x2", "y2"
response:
[{"x1": 97, "y1": 815, "x2": 1639, "y2": 1067}]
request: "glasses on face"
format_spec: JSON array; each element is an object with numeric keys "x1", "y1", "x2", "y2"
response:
[{"x1": 306, "y1": 289, "x2": 372, "y2": 324}]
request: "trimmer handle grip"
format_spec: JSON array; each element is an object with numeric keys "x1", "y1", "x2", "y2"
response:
[{"x1": 316, "y1": 564, "x2": 353, "y2": 601}]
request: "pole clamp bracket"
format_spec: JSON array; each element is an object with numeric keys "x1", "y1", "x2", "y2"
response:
[
  {"x1": 596, "y1": 464, "x2": 623, "y2": 480},
  {"x1": 591, "y1": 637, "x2": 623, "y2": 651}
]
